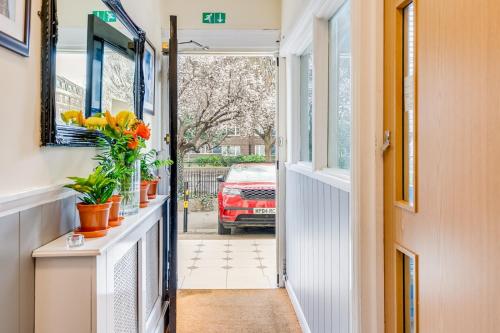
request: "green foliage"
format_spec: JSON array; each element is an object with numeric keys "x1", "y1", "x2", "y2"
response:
[
  {"x1": 65, "y1": 167, "x2": 118, "y2": 205},
  {"x1": 94, "y1": 137, "x2": 136, "y2": 192},
  {"x1": 141, "y1": 149, "x2": 174, "y2": 181},
  {"x1": 193, "y1": 154, "x2": 266, "y2": 167}
]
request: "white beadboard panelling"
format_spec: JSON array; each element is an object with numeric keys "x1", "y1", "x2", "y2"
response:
[{"x1": 286, "y1": 168, "x2": 350, "y2": 333}]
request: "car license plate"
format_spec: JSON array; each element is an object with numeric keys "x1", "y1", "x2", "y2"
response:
[{"x1": 254, "y1": 208, "x2": 276, "y2": 214}]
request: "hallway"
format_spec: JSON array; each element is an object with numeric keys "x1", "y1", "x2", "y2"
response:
[{"x1": 176, "y1": 289, "x2": 301, "y2": 333}]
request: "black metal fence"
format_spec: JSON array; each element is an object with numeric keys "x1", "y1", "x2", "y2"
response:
[{"x1": 183, "y1": 167, "x2": 230, "y2": 197}]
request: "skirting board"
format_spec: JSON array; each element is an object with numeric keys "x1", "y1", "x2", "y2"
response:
[{"x1": 285, "y1": 280, "x2": 312, "y2": 333}]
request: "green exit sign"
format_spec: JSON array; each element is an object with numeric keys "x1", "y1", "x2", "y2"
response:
[
  {"x1": 93, "y1": 10, "x2": 117, "y2": 23},
  {"x1": 202, "y1": 12, "x2": 226, "y2": 24}
]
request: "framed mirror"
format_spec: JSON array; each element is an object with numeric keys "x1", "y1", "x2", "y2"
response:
[{"x1": 40, "y1": 0, "x2": 146, "y2": 146}]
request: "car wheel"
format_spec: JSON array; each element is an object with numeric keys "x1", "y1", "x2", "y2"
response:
[{"x1": 218, "y1": 218, "x2": 231, "y2": 235}]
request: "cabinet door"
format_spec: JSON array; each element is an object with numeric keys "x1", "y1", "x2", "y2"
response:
[
  {"x1": 104, "y1": 212, "x2": 165, "y2": 333},
  {"x1": 107, "y1": 241, "x2": 140, "y2": 333},
  {"x1": 143, "y1": 221, "x2": 163, "y2": 333}
]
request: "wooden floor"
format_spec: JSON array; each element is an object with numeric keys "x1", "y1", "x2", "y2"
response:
[{"x1": 176, "y1": 289, "x2": 302, "y2": 333}]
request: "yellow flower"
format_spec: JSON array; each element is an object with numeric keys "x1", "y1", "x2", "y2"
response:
[
  {"x1": 84, "y1": 116, "x2": 108, "y2": 129},
  {"x1": 105, "y1": 111, "x2": 118, "y2": 132},
  {"x1": 77, "y1": 111, "x2": 85, "y2": 126},
  {"x1": 61, "y1": 110, "x2": 85, "y2": 126},
  {"x1": 115, "y1": 110, "x2": 136, "y2": 130}
]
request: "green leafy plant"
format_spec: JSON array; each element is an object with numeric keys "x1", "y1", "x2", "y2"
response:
[
  {"x1": 193, "y1": 154, "x2": 266, "y2": 167},
  {"x1": 94, "y1": 137, "x2": 134, "y2": 189},
  {"x1": 65, "y1": 167, "x2": 118, "y2": 205},
  {"x1": 141, "y1": 149, "x2": 173, "y2": 181}
]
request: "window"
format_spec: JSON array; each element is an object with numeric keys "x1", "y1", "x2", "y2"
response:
[
  {"x1": 255, "y1": 145, "x2": 265, "y2": 156},
  {"x1": 396, "y1": 246, "x2": 418, "y2": 333},
  {"x1": 300, "y1": 45, "x2": 313, "y2": 162},
  {"x1": 400, "y1": 1, "x2": 416, "y2": 208},
  {"x1": 328, "y1": 1, "x2": 351, "y2": 170},
  {"x1": 224, "y1": 126, "x2": 241, "y2": 137},
  {"x1": 226, "y1": 164, "x2": 276, "y2": 183},
  {"x1": 221, "y1": 145, "x2": 241, "y2": 156},
  {"x1": 211, "y1": 146, "x2": 222, "y2": 154}
]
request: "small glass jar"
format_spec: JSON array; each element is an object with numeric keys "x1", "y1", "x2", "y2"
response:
[{"x1": 67, "y1": 234, "x2": 85, "y2": 248}]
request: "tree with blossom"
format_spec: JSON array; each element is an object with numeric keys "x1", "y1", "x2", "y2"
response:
[
  {"x1": 178, "y1": 55, "x2": 277, "y2": 160},
  {"x1": 240, "y1": 57, "x2": 277, "y2": 161}
]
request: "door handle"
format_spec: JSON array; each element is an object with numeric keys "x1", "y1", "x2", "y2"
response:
[{"x1": 382, "y1": 130, "x2": 391, "y2": 153}]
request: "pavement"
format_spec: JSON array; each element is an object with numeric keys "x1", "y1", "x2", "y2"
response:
[{"x1": 177, "y1": 209, "x2": 275, "y2": 240}]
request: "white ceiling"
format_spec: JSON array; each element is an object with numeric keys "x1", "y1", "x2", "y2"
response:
[{"x1": 170, "y1": 29, "x2": 281, "y2": 54}]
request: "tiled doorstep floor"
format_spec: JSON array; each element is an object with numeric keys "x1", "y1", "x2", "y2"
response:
[{"x1": 179, "y1": 239, "x2": 277, "y2": 289}]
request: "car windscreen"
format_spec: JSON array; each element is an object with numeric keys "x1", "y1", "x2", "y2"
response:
[{"x1": 225, "y1": 164, "x2": 276, "y2": 183}]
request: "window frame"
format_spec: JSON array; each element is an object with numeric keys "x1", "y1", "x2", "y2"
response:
[
  {"x1": 285, "y1": 0, "x2": 353, "y2": 192},
  {"x1": 394, "y1": 0, "x2": 418, "y2": 212},
  {"x1": 298, "y1": 44, "x2": 314, "y2": 165},
  {"x1": 327, "y1": 1, "x2": 352, "y2": 172}
]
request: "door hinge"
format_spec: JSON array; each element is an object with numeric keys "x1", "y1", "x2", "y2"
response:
[{"x1": 382, "y1": 130, "x2": 391, "y2": 153}]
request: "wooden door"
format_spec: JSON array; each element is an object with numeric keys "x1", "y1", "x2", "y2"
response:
[{"x1": 384, "y1": 0, "x2": 500, "y2": 332}]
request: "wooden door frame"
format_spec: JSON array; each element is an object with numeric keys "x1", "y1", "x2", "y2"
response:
[{"x1": 350, "y1": 0, "x2": 385, "y2": 332}]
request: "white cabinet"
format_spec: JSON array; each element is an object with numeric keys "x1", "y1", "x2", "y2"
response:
[{"x1": 33, "y1": 196, "x2": 168, "y2": 333}]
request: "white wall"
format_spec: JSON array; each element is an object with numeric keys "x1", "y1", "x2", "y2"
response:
[
  {"x1": 281, "y1": 0, "x2": 311, "y2": 40},
  {"x1": 161, "y1": 0, "x2": 281, "y2": 30},
  {"x1": 286, "y1": 169, "x2": 350, "y2": 333},
  {"x1": 0, "y1": 0, "x2": 164, "y2": 197}
]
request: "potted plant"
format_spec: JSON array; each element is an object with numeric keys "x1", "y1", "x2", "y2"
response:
[
  {"x1": 140, "y1": 149, "x2": 173, "y2": 200},
  {"x1": 65, "y1": 167, "x2": 118, "y2": 237},
  {"x1": 94, "y1": 155, "x2": 128, "y2": 226},
  {"x1": 139, "y1": 178, "x2": 151, "y2": 208},
  {"x1": 63, "y1": 110, "x2": 152, "y2": 216}
]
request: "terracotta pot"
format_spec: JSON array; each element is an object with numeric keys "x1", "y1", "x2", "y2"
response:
[
  {"x1": 108, "y1": 195, "x2": 123, "y2": 227},
  {"x1": 140, "y1": 181, "x2": 151, "y2": 208},
  {"x1": 148, "y1": 178, "x2": 160, "y2": 199},
  {"x1": 77, "y1": 202, "x2": 112, "y2": 232}
]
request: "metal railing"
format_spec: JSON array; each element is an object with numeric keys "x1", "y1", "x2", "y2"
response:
[{"x1": 183, "y1": 167, "x2": 230, "y2": 197}]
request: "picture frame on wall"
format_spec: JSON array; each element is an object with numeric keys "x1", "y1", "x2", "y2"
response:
[
  {"x1": 143, "y1": 39, "x2": 156, "y2": 115},
  {"x1": 0, "y1": 0, "x2": 31, "y2": 56}
]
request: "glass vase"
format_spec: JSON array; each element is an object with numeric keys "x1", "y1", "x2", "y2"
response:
[{"x1": 119, "y1": 160, "x2": 140, "y2": 216}]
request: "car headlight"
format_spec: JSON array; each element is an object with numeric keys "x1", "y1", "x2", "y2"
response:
[{"x1": 223, "y1": 187, "x2": 241, "y2": 196}]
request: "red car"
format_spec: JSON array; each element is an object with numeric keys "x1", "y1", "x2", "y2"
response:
[{"x1": 217, "y1": 163, "x2": 276, "y2": 235}]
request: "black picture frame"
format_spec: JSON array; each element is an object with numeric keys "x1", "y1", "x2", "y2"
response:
[
  {"x1": 0, "y1": 0, "x2": 31, "y2": 56},
  {"x1": 143, "y1": 39, "x2": 156, "y2": 115},
  {"x1": 40, "y1": 0, "x2": 146, "y2": 146}
]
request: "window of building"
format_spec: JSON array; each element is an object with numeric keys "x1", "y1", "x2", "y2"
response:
[
  {"x1": 300, "y1": 45, "x2": 313, "y2": 162},
  {"x1": 254, "y1": 145, "x2": 265, "y2": 156},
  {"x1": 221, "y1": 146, "x2": 241, "y2": 156},
  {"x1": 225, "y1": 127, "x2": 241, "y2": 137},
  {"x1": 328, "y1": 1, "x2": 351, "y2": 170}
]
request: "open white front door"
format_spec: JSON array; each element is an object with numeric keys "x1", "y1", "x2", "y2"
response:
[{"x1": 276, "y1": 56, "x2": 287, "y2": 287}]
